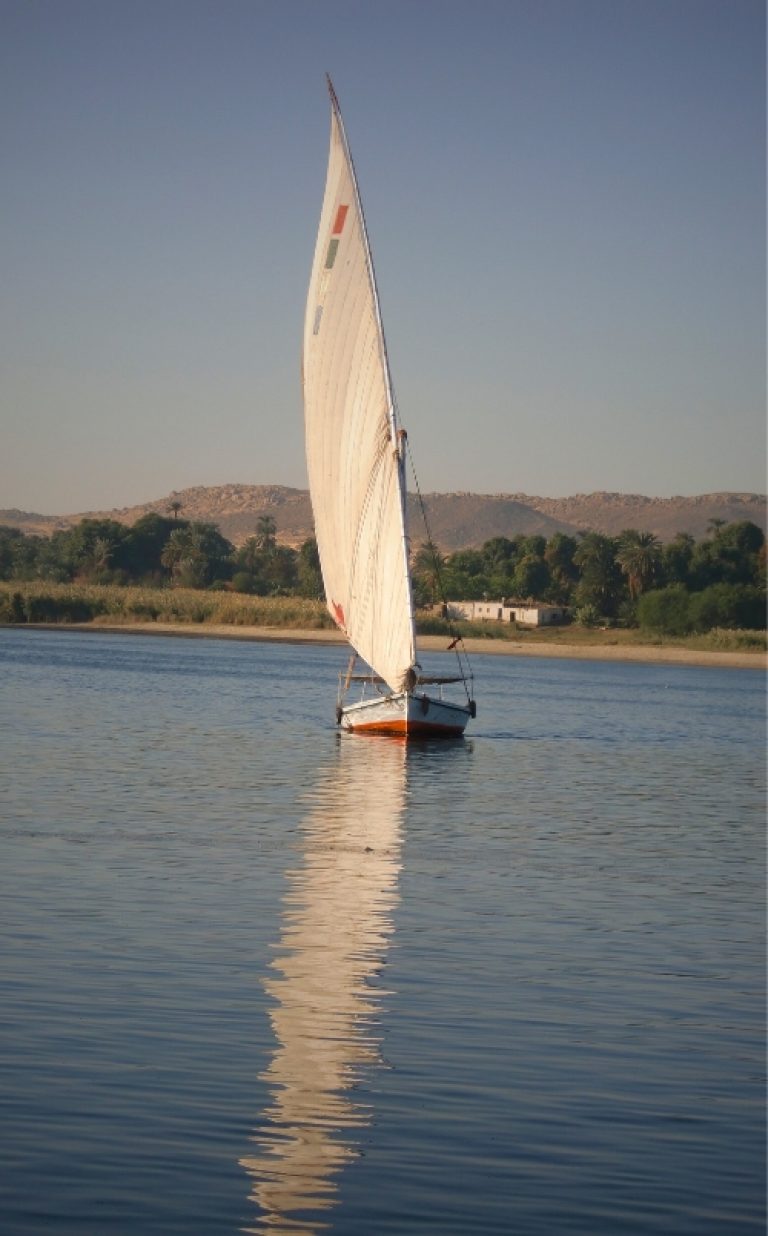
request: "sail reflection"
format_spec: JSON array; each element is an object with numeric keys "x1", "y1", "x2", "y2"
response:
[{"x1": 241, "y1": 736, "x2": 407, "y2": 1233}]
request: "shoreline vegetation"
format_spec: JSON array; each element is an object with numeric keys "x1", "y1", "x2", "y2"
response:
[
  {"x1": 1, "y1": 582, "x2": 764, "y2": 669},
  {"x1": 2, "y1": 514, "x2": 765, "y2": 651}
]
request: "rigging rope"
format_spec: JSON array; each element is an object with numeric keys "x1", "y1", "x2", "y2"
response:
[{"x1": 405, "y1": 439, "x2": 474, "y2": 705}]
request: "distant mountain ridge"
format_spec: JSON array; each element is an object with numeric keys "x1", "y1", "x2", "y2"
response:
[{"x1": 1, "y1": 485, "x2": 765, "y2": 550}]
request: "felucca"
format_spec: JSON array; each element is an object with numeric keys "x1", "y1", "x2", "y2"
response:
[{"x1": 302, "y1": 78, "x2": 476, "y2": 737}]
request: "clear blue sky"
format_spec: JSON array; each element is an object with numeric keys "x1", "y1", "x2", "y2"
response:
[{"x1": 2, "y1": 0, "x2": 765, "y2": 514}]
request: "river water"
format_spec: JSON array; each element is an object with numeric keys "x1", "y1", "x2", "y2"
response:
[{"x1": 0, "y1": 628, "x2": 764, "y2": 1234}]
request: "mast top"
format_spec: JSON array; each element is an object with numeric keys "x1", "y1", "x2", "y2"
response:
[{"x1": 326, "y1": 74, "x2": 341, "y2": 114}]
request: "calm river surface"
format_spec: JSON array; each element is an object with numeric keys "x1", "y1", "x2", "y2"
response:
[{"x1": 0, "y1": 628, "x2": 764, "y2": 1234}]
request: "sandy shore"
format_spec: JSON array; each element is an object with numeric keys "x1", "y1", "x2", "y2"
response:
[{"x1": 21, "y1": 621, "x2": 766, "y2": 670}]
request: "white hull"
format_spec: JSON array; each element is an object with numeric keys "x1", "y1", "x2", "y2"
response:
[{"x1": 340, "y1": 691, "x2": 472, "y2": 738}]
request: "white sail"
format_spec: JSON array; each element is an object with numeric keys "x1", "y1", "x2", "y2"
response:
[{"x1": 302, "y1": 81, "x2": 416, "y2": 694}]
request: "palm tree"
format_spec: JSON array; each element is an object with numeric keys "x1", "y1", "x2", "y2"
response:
[
  {"x1": 84, "y1": 535, "x2": 113, "y2": 579},
  {"x1": 573, "y1": 532, "x2": 623, "y2": 615},
  {"x1": 411, "y1": 540, "x2": 445, "y2": 605},
  {"x1": 544, "y1": 532, "x2": 579, "y2": 602},
  {"x1": 255, "y1": 515, "x2": 277, "y2": 552},
  {"x1": 662, "y1": 532, "x2": 694, "y2": 587},
  {"x1": 161, "y1": 526, "x2": 196, "y2": 583},
  {"x1": 168, "y1": 499, "x2": 183, "y2": 521},
  {"x1": 616, "y1": 530, "x2": 661, "y2": 600},
  {"x1": 512, "y1": 553, "x2": 549, "y2": 600},
  {"x1": 481, "y1": 536, "x2": 516, "y2": 574}
]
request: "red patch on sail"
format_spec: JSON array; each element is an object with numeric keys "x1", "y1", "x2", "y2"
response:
[
  {"x1": 332, "y1": 600, "x2": 346, "y2": 630},
  {"x1": 332, "y1": 205, "x2": 349, "y2": 235}
]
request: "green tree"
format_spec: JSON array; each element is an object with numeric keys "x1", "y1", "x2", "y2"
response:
[
  {"x1": 255, "y1": 515, "x2": 277, "y2": 552},
  {"x1": 231, "y1": 570, "x2": 264, "y2": 595},
  {"x1": 512, "y1": 553, "x2": 550, "y2": 599},
  {"x1": 161, "y1": 523, "x2": 233, "y2": 587},
  {"x1": 412, "y1": 540, "x2": 445, "y2": 605},
  {"x1": 124, "y1": 513, "x2": 185, "y2": 581},
  {"x1": 236, "y1": 537, "x2": 264, "y2": 576},
  {"x1": 161, "y1": 526, "x2": 197, "y2": 585},
  {"x1": 661, "y1": 532, "x2": 695, "y2": 587},
  {"x1": 616, "y1": 529, "x2": 661, "y2": 600},
  {"x1": 712, "y1": 521, "x2": 764, "y2": 584},
  {"x1": 479, "y1": 537, "x2": 520, "y2": 599},
  {"x1": 0, "y1": 527, "x2": 24, "y2": 580},
  {"x1": 690, "y1": 521, "x2": 765, "y2": 590},
  {"x1": 688, "y1": 584, "x2": 765, "y2": 632},
  {"x1": 261, "y1": 545, "x2": 298, "y2": 593},
  {"x1": 637, "y1": 585, "x2": 691, "y2": 635},
  {"x1": 34, "y1": 530, "x2": 73, "y2": 581},
  {"x1": 637, "y1": 580, "x2": 766, "y2": 635},
  {"x1": 573, "y1": 532, "x2": 623, "y2": 617},
  {"x1": 481, "y1": 537, "x2": 518, "y2": 575},
  {"x1": 441, "y1": 566, "x2": 488, "y2": 601},
  {"x1": 233, "y1": 533, "x2": 298, "y2": 594},
  {"x1": 544, "y1": 532, "x2": 579, "y2": 602},
  {"x1": 88, "y1": 536, "x2": 114, "y2": 578},
  {"x1": 519, "y1": 534, "x2": 547, "y2": 558},
  {"x1": 441, "y1": 547, "x2": 490, "y2": 600},
  {"x1": 297, "y1": 538, "x2": 323, "y2": 597},
  {"x1": 60, "y1": 519, "x2": 131, "y2": 582}
]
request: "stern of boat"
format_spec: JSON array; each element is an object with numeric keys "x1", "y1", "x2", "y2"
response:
[{"x1": 340, "y1": 691, "x2": 472, "y2": 738}]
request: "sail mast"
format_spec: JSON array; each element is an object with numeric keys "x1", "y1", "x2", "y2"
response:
[{"x1": 325, "y1": 77, "x2": 417, "y2": 662}]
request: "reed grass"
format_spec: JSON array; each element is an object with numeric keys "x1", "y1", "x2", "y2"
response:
[
  {"x1": 682, "y1": 628, "x2": 766, "y2": 652},
  {"x1": 0, "y1": 581, "x2": 334, "y2": 630},
  {"x1": 0, "y1": 582, "x2": 763, "y2": 653},
  {"x1": 416, "y1": 613, "x2": 766, "y2": 653}
]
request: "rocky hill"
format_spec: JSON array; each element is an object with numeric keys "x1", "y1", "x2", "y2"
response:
[
  {"x1": 1, "y1": 485, "x2": 764, "y2": 550},
  {"x1": 508, "y1": 491, "x2": 767, "y2": 543}
]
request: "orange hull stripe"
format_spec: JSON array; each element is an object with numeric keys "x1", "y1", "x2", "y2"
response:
[{"x1": 347, "y1": 719, "x2": 465, "y2": 737}]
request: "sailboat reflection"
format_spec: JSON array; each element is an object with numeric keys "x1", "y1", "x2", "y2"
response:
[{"x1": 241, "y1": 736, "x2": 407, "y2": 1233}]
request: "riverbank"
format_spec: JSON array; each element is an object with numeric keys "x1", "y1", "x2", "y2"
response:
[{"x1": 12, "y1": 621, "x2": 766, "y2": 669}]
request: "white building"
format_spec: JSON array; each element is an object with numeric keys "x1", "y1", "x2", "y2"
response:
[{"x1": 446, "y1": 600, "x2": 568, "y2": 627}]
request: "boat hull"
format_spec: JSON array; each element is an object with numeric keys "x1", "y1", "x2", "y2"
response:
[{"x1": 340, "y1": 692, "x2": 472, "y2": 738}]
